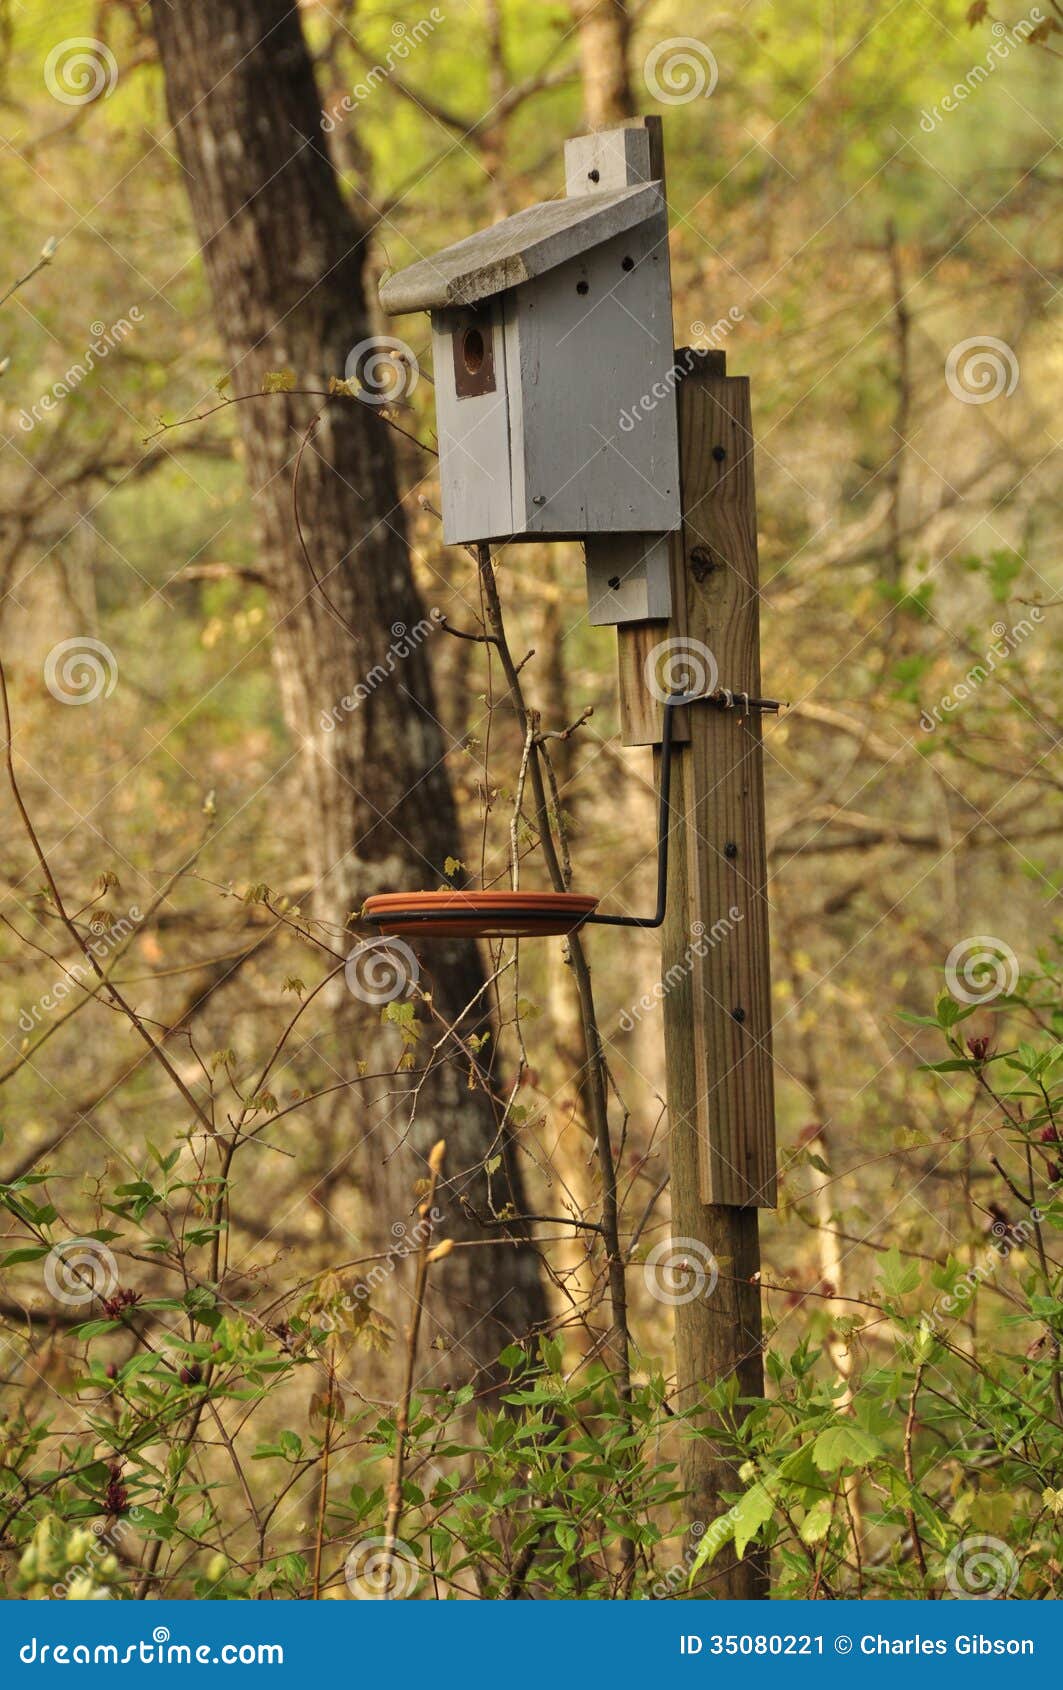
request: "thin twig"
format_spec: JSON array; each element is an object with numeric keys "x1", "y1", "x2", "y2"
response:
[{"x1": 382, "y1": 1140, "x2": 447, "y2": 1591}]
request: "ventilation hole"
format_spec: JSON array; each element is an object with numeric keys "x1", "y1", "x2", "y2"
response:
[
  {"x1": 608, "y1": 576, "x2": 621, "y2": 590},
  {"x1": 621, "y1": 256, "x2": 635, "y2": 272},
  {"x1": 461, "y1": 327, "x2": 485, "y2": 374},
  {"x1": 588, "y1": 168, "x2": 600, "y2": 183},
  {"x1": 576, "y1": 280, "x2": 589, "y2": 296}
]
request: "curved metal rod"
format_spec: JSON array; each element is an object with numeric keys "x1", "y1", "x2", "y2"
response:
[
  {"x1": 582, "y1": 690, "x2": 686, "y2": 930},
  {"x1": 361, "y1": 693, "x2": 691, "y2": 935}
]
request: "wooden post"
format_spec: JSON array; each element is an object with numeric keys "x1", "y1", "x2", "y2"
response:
[{"x1": 617, "y1": 350, "x2": 775, "y2": 1598}]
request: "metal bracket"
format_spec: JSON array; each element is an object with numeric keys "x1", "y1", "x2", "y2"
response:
[{"x1": 706, "y1": 688, "x2": 785, "y2": 718}]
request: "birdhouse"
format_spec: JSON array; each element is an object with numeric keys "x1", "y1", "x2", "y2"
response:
[{"x1": 379, "y1": 120, "x2": 681, "y2": 626}]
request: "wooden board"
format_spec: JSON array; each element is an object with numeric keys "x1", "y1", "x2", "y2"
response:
[
  {"x1": 620, "y1": 356, "x2": 777, "y2": 1207},
  {"x1": 380, "y1": 183, "x2": 662, "y2": 313},
  {"x1": 433, "y1": 303, "x2": 514, "y2": 545},
  {"x1": 584, "y1": 531, "x2": 672, "y2": 625},
  {"x1": 564, "y1": 119, "x2": 662, "y2": 196}
]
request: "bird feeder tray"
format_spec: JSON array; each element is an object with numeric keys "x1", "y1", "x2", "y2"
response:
[{"x1": 363, "y1": 890, "x2": 599, "y2": 939}]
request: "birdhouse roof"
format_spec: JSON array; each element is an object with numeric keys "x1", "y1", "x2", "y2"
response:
[{"x1": 379, "y1": 182, "x2": 664, "y2": 315}]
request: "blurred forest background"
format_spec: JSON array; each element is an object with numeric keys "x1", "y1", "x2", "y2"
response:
[{"x1": 0, "y1": 0, "x2": 1061, "y2": 1601}]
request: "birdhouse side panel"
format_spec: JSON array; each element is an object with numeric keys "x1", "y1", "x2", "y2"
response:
[
  {"x1": 432, "y1": 306, "x2": 514, "y2": 545},
  {"x1": 507, "y1": 216, "x2": 680, "y2": 537}
]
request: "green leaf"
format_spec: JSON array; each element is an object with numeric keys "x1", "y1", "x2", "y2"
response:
[
  {"x1": 878, "y1": 1245, "x2": 921, "y2": 1299},
  {"x1": 0, "y1": 1246, "x2": 51, "y2": 1266},
  {"x1": 67, "y1": 1319, "x2": 123, "y2": 1339},
  {"x1": 733, "y1": 1482, "x2": 776, "y2": 1559},
  {"x1": 812, "y1": 1424, "x2": 884, "y2": 1472},
  {"x1": 799, "y1": 1496, "x2": 834, "y2": 1544}
]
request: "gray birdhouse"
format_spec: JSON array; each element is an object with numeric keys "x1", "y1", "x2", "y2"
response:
[{"x1": 379, "y1": 121, "x2": 681, "y2": 626}]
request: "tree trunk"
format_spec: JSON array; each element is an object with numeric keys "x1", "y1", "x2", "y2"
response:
[
  {"x1": 149, "y1": 0, "x2": 547, "y2": 1373},
  {"x1": 571, "y1": 0, "x2": 635, "y2": 128}
]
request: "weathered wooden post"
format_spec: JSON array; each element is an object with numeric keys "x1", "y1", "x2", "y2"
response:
[
  {"x1": 618, "y1": 350, "x2": 775, "y2": 1598},
  {"x1": 374, "y1": 113, "x2": 776, "y2": 1598},
  {"x1": 609, "y1": 121, "x2": 776, "y2": 1601}
]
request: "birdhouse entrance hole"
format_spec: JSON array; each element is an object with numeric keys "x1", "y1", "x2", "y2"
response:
[
  {"x1": 451, "y1": 308, "x2": 497, "y2": 399},
  {"x1": 461, "y1": 326, "x2": 485, "y2": 373}
]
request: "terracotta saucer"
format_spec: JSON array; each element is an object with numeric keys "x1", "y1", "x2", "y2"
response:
[{"x1": 363, "y1": 890, "x2": 599, "y2": 939}]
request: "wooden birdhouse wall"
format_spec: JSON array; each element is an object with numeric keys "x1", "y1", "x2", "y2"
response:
[
  {"x1": 504, "y1": 218, "x2": 678, "y2": 538},
  {"x1": 432, "y1": 218, "x2": 679, "y2": 548},
  {"x1": 431, "y1": 299, "x2": 513, "y2": 543}
]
